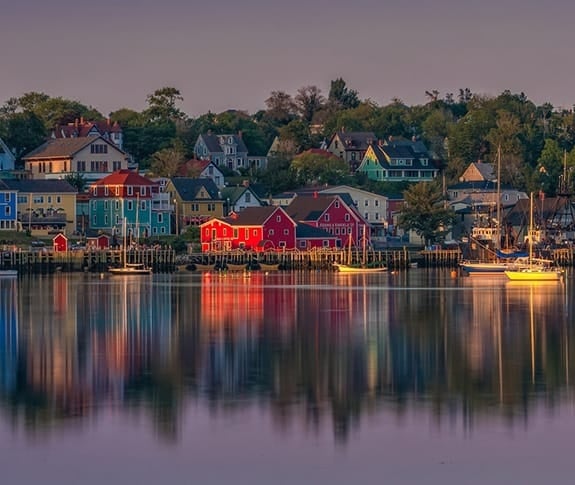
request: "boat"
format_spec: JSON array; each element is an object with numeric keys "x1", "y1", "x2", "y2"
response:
[
  {"x1": 109, "y1": 218, "x2": 152, "y2": 275},
  {"x1": 505, "y1": 193, "x2": 563, "y2": 282},
  {"x1": 259, "y1": 262, "x2": 280, "y2": 271},
  {"x1": 0, "y1": 269, "x2": 17, "y2": 277},
  {"x1": 193, "y1": 263, "x2": 216, "y2": 271},
  {"x1": 334, "y1": 229, "x2": 387, "y2": 273}
]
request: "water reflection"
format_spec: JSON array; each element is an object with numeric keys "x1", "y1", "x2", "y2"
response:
[{"x1": 0, "y1": 271, "x2": 573, "y2": 444}]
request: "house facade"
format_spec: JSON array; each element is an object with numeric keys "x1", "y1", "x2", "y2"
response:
[
  {"x1": 200, "y1": 206, "x2": 296, "y2": 252},
  {"x1": 89, "y1": 170, "x2": 171, "y2": 238},
  {"x1": 0, "y1": 138, "x2": 15, "y2": 171},
  {"x1": 357, "y1": 140, "x2": 438, "y2": 182},
  {"x1": 319, "y1": 185, "x2": 388, "y2": 240},
  {"x1": 2, "y1": 179, "x2": 77, "y2": 235},
  {"x1": 285, "y1": 194, "x2": 368, "y2": 248},
  {"x1": 0, "y1": 180, "x2": 18, "y2": 230},
  {"x1": 176, "y1": 159, "x2": 225, "y2": 188},
  {"x1": 165, "y1": 178, "x2": 225, "y2": 229},
  {"x1": 22, "y1": 136, "x2": 129, "y2": 182},
  {"x1": 326, "y1": 130, "x2": 376, "y2": 171},
  {"x1": 221, "y1": 185, "x2": 264, "y2": 213},
  {"x1": 51, "y1": 118, "x2": 124, "y2": 150},
  {"x1": 295, "y1": 223, "x2": 339, "y2": 250},
  {"x1": 195, "y1": 132, "x2": 255, "y2": 173}
]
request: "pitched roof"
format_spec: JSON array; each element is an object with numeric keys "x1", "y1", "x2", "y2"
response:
[
  {"x1": 176, "y1": 159, "x2": 217, "y2": 177},
  {"x1": 23, "y1": 136, "x2": 124, "y2": 159},
  {"x1": 221, "y1": 186, "x2": 262, "y2": 205},
  {"x1": 225, "y1": 206, "x2": 282, "y2": 226},
  {"x1": 200, "y1": 133, "x2": 249, "y2": 154},
  {"x1": 52, "y1": 119, "x2": 122, "y2": 138},
  {"x1": 2, "y1": 179, "x2": 77, "y2": 193},
  {"x1": 92, "y1": 169, "x2": 157, "y2": 187},
  {"x1": 170, "y1": 177, "x2": 221, "y2": 201},
  {"x1": 468, "y1": 162, "x2": 495, "y2": 181},
  {"x1": 331, "y1": 131, "x2": 376, "y2": 151},
  {"x1": 285, "y1": 195, "x2": 334, "y2": 222}
]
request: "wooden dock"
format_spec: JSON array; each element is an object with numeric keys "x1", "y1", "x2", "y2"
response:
[{"x1": 0, "y1": 249, "x2": 176, "y2": 274}]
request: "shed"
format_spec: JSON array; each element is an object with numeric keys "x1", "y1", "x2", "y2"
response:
[
  {"x1": 52, "y1": 233, "x2": 68, "y2": 252},
  {"x1": 87, "y1": 234, "x2": 111, "y2": 249}
]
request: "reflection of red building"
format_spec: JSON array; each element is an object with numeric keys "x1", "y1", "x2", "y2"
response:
[{"x1": 200, "y1": 206, "x2": 296, "y2": 252}]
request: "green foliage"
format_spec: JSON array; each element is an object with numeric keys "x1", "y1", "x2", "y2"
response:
[
  {"x1": 254, "y1": 153, "x2": 297, "y2": 195},
  {"x1": 64, "y1": 172, "x2": 88, "y2": 193},
  {"x1": 0, "y1": 111, "x2": 46, "y2": 160},
  {"x1": 328, "y1": 78, "x2": 360, "y2": 111},
  {"x1": 150, "y1": 146, "x2": 186, "y2": 177},
  {"x1": 398, "y1": 182, "x2": 456, "y2": 245},
  {"x1": 144, "y1": 87, "x2": 186, "y2": 123},
  {"x1": 291, "y1": 151, "x2": 349, "y2": 186}
]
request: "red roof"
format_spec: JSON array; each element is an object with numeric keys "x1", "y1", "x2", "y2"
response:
[
  {"x1": 92, "y1": 170, "x2": 158, "y2": 187},
  {"x1": 53, "y1": 119, "x2": 122, "y2": 138}
]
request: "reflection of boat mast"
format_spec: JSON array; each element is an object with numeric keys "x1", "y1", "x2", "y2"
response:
[{"x1": 530, "y1": 285, "x2": 535, "y2": 384}]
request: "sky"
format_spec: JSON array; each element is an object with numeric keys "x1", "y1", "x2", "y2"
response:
[{"x1": 1, "y1": 0, "x2": 575, "y2": 117}]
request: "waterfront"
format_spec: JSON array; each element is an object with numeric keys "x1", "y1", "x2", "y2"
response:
[{"x1": 1, "y1": 270, "x2": 574, "y2": 484}]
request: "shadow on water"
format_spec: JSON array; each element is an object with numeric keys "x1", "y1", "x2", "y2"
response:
[{"x1": 0, "y1": 270, "x2": 573, "y2": 445}]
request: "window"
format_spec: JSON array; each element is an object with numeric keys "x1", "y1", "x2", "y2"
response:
[
  {"x1": 276, "y1": 216, "x2": 281, "y2": 222},
  {"x1": 158, "y1": 213, "x2": 163, "y2": 223},
  {"x1": 104, "y1": 201, "x2": 109, "y2": 210},
  {"x1": 375, "y1": 199, "x2": 379, "y2": 207},
  {"x1": 141, "y1": 187, "x2": 146, "y2": 196},
  {"x1": 375, "y1": 212, "x2": 379, "y2": 220},
  {"x1": 364, "y1": 213, "x2": 368, "y2": 219},
  {"x1": 421, "y1": 158, "x2": 428, "y2": 166},
  {"x1": 3, "y1": 193, "x2": 9, "y2": 202},
  {"x1": 141, "y1": 201, "x2": 146, "y2": 210},
  {"x1": 77, "y1": 161, "x2": 86, "y2": 171},
  {"x1": 284, "y1": 229, "x2": 289, "y2": 235},
  {"x1": 233, "y1": 228, "x2": 238, "y2": 238},
  {"x1": 113, "y1": 161, "x2": 122, "y2": 171},
  {"x1": 127, "y1": 201, "x2": 133, "y2": 211},
  {"x1": 5, "y1": 206, "x2": 10, "y2": 216},
  {"x1": 115, "y1": 201, "x2": 119, "y2": 209},
  {"x1": 56, "y1": 196, "x2": 61, "y2": 204},
  {"x1": 104, "y1": 215, "x2": 108, "y2": 225},
  {"x1": 104, "y1": 187, "x2": 109, "y2": 196},
  {"x1": 160, "y1": 227, "x2": 165, "y2": 234},
  {"x1": 345, "y1": 214, "x2": 350, "y2": 221},
  {"x1": 351, "y1": 152, "x2": 356, "y2": 160},
  {"x1": 245, "y1": 228, "x2": 249, "y2": 239},
  {"x1": 33, "y1": 195, "x2": 43, "y2": 204},
  {"x1": 279, "y1": 241, "x2": 286, "y2": 248},
  {"x1": 253, "y1": 229, "x2": 257, "y2": 236},
  {"x1": 127, "y1": 186, "x2": 133, "y2": 196},
  {"x1": 334, "y1": 140, "x2": 338, "y2": 149},
  {"x1": 269, "y1": 229, "x2": 275, "y2": 236},
  {"x1": 324, "y1": 214, "x2": 330, "y2": 222},
  {"x1": 223, "y1": 228, "x2": 228, "y2": 236},
  {"x1": 93, "y1": 215, "x2": 96, "y2": 225},
  {"x1": 299, "y1": 240, "x2": 306, "y2": 248},
  {"x1": 323, "y1": 240, "x2": 329, "y2": 247},
  {"x1": 335, "y1": 201, "x2": 340, "y2": 208},
  {"x1": 115, "y1": 186, "x2": 120, "y2": 196},
  {"x1": 245, "y1": 192, "x2": 251, "y2": 203},
  {"x1": 18, "y1": 196, "x2": 27, "y2": 204},
  {"x1": 90, "y1": 144, "x2": 108, "y2": 154},
  {"x1": 364, "y1": 200, "x2": 369, "y2": 206}
]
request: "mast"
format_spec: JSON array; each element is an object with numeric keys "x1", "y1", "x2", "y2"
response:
[
  {"x1": 123, "y1": 217, "x2": 127, "y2": 268},
  {"x1": 496, "y1": 145, "x2": 501, "y2": 250},
  {"x1": 529, "y1": 192, "x2": 534, "y2": 269}
]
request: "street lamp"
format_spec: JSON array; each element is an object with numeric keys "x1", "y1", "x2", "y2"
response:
[{"x1": 173, "y1": 199, "x2": 179, "y2": 235}]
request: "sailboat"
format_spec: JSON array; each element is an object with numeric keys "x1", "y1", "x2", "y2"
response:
[
  {"x1": 461, "y1": 146, "x2": 527, "y2": 275},
  {"x1": 109, "y1": 218, "x2": 152, "y2": 275},
  {"x1": 504, "y1": 193, "x2": 562, "y2": 281},
  {"x1": 333, "y1": 229, "x2": 387, "y2": 273}
]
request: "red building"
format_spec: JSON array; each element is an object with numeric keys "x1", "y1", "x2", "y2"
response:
[
  {"x1": 52, "y1": 233, "x2": 68, "y2": 252},
  {"x1": 285, "y1": 194, "x2": 368, "y2": 248},
  {"x1": 200, "y1": 206, "x2": 296, "y2": 252}
]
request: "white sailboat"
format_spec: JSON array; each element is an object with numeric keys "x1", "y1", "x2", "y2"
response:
[
  {"x1": 333, "y1": 229, "x2": 387, "y2": 273},
  {"x1": 109, "y1": 218, "x2": 152, "y2": 275}
]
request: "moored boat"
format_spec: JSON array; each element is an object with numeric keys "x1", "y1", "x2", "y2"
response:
[
  {"x1": 333, "y1": 262, "x2": 387, "y2": 273},
  {"x1": 109, "y1": 262, "x2": 152, "y2": 275},
  {"x1": 0, "y1": 269, "x2": 18, "y2": 277}
]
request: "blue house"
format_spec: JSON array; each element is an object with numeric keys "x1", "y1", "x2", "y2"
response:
[{"x1": 0, "y1": 180, "x2": 18, "y2": 231}]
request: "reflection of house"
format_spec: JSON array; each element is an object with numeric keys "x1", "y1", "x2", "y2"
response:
[
  {"x1": 22, "y1": 136, "x2": 130, "y2": 182},
  {"x1": 200, "y1": 206, "x2": 296, "y2": 251},
  {"x1": 326, "y1": 130, "x2": 376, "y2": 171},
  {"x1": 0, "y1": 137, "x2": 16, "y2": 171},
  {"x1": 3, "y1": 179, "x2": 77, "y2": 234},
  {"x1": 90, "y1": 170, "x2": 171, "y2": 237},
  {"x1": 165, "y1": 178, "x2": 225, "y2": 228},
  {"x1": 0, "y1": 180, "x2": 18, "y2": 230}
]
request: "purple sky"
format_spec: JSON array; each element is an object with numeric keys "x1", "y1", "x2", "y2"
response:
[{"x1": 2, "y1": 0, "x2": 574, "y2": 117}]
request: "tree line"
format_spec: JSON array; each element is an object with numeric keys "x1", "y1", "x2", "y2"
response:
[{"x1": 1, "y1": 81, "x2": 575, "y2": 199}]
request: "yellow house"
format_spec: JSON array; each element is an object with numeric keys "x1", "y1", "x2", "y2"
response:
[
  {"x1": 22, "y1": 136, "x2": 129, "y2": 182},
  {"x1": 3, "y1": 179, "x2": 78, "y2": 235},
  {"x1": 164, "y1": 178, "x2": 225, "y2": 229}
]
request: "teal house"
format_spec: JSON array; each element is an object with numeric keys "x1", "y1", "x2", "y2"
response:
[{"x1": 89, "y1": 170, "x2": 171, "y2": 239}]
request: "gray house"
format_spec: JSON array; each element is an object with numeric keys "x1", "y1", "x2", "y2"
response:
[
  {"x1": 194, "y1": 132, "x2": 255, "y2": 173},
  {"x1": 0, "y1": 137, "x2": 15, "y2": 171}
]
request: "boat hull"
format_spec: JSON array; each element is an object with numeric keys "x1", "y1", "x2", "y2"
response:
[
  {"x1": 504, "y1": 269, "x2": 563, "y2": 281},
  {"x1": 333, "y1": 263, "x2": 387, "y2": 273},
  {"x1": 0, "y1": 270, "x2": 17, "y2": 277}
]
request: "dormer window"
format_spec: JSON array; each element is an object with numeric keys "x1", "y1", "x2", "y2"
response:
[{"x1": 228, "y1": 136, "x2": 233, "y2": 144}]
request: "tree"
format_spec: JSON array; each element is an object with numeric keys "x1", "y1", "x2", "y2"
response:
[
  {"x1": 264, "y1": 91, "x2": 297, "y2": 125},
  {"x1": 278, "y1": 120, "x2": 312, "y2": 154},
  {"x1": 294, "y1": 86, "x2": 325, "y2": 123},
  {"x1": 64, "y1": 172, "x2": 88, "y2": 193},
  {"x1": 535, "y1": 139, "x2": 564, "y2": 196},
  {"x1": 0, "y1": 111, "x2": 46, "y2": 160},
  {"x1": 254, "y1": 153, "x2": 297, "y2": 195},
  {"x1": 150, "y1": 146, "x2": 186, "y2": 177},
  {"x1": 144, "y1": 87, "x2": 186, "y2": 123},
  {"x1": 398, "y1": 182, "x2": 456, "y2": 246},
  {"x1": 291, "y1": 150, "x2": 349, "y2": 186},
  {"x1": 328, "y1": 78, "x2": 360, "y2": 111}
]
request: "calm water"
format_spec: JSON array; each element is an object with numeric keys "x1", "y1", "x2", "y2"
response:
[{"x1": 1, "y1": 270, "x2": 575, "y2": 484}]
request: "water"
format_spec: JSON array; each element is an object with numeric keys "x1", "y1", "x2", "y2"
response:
[{"x1": 1, "y1": 270, "x2": 574, "y2": 484}]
